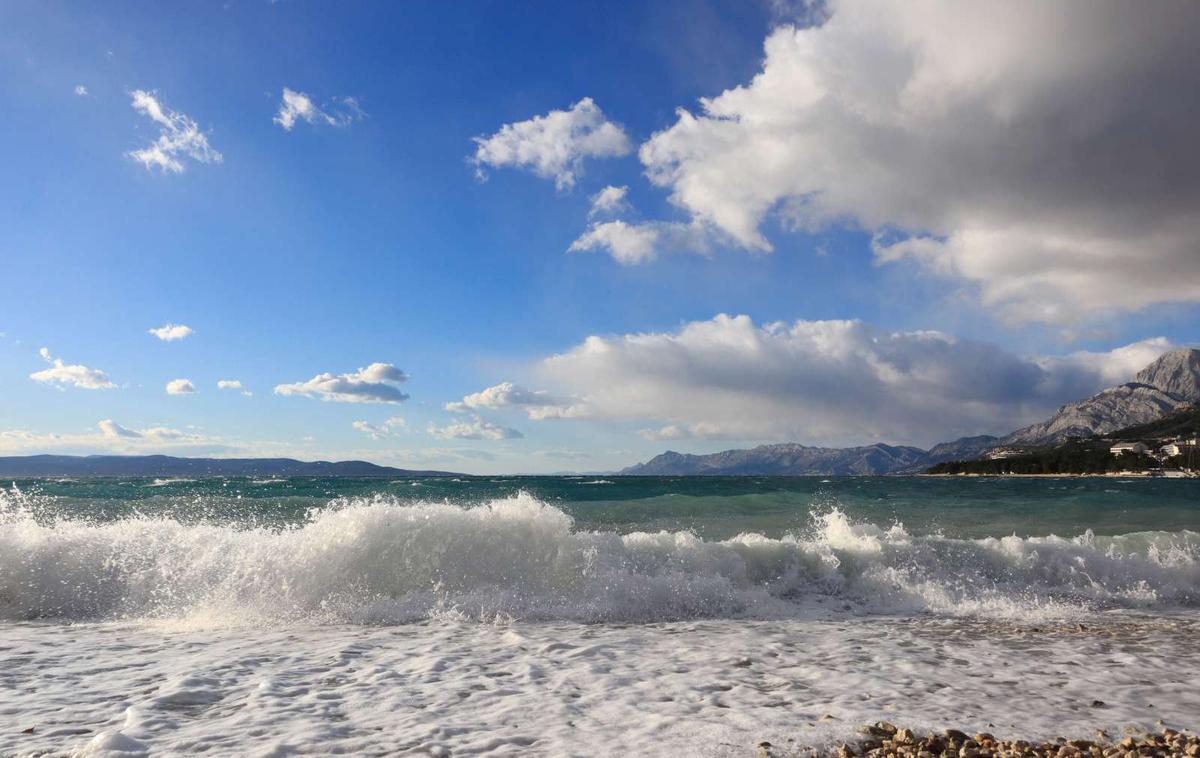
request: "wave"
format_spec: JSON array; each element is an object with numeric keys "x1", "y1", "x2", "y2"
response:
[{"x1": 1, "y1": 487, "x2": 1197, "y2": 626}]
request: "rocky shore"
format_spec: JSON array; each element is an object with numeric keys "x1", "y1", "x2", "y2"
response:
[{"x1": 759, "y1": 723, "x2": 1199, "y2": 757}]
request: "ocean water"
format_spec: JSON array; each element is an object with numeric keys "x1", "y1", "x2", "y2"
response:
[{"x1": 1, "y1": 476, "x2": 1198, "y2": 756}]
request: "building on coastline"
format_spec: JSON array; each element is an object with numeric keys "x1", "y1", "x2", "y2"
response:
[
  {"x1": 985, "y1": 447, "x2": 1023, "y2": 460},
  {"x1": 1110, "y1": 441, "x2": 1149, "y2": 455}
]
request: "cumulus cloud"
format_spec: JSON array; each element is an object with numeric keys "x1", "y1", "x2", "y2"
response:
[
  {"x1": 30, "y1": 348, "x2": 116, "y2": 390},
  {"x1": 427, "y1": 415, "x2": 523, "y2": 441},
  {"x1": 568, "y1": 220, "x2": 712, "y2": 265},
  {"x1": 569, "y1": 221, "x2": 658, "y2": 264},
  {"x1": 148, "y1": 323, "x2": 193, "y2": 341},
  {"x1": 127, "y1": 90, "x2": 222, "y2": 173},
  {"x1": 446, "y1": 381, "x2": 585, "y2": 420},
  {"x1": 273, "y1": 87, "x2": 364, "y2": 131},
  {"x1": 165, "y1": 378, "x2": 196, "y2": 395},
  {"x1": 523, "y1": 314, "x2": 1175, "y2": 447},
  {"x1": 588, "y1": 185, "x2": 630, "y2": 217},
  {"x1": 352, "y1": 417, "x2": 407, "y2": 440},
  {"x1": 74, "y1": 84, "x2": 88, "y2": 96},
  {"x1": 274, "y1": 363, "x2": 409, "y2": 404},
  {"x1": 638, "y1": 1, "x2": 1200, "y2": 322},
  {"x1": 472, "y1": 98, "x2": 631, "y2": 190}
]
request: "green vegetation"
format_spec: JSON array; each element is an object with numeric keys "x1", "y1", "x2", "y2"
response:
[
  {"x1": 926, "y1": 440, "x2": 1160, "y2": 475},
  {"x1": 1110, "y1": 404, "x2": 1200, "y2": 441}
]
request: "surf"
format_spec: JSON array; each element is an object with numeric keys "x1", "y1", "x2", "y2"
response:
[{"x1": 1, "y1": 486, "x2": 1197, "y2": 626}]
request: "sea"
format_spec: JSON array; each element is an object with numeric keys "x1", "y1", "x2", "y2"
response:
[{"x1": 2, "y1": 476, "x2": 1198, "y2": 757}]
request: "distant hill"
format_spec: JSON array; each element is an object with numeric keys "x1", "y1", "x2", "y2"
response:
[
  {"x1": 0, "y1": 455, "x2": 458, "y2": 478},
  {"x1": 999, "y1": 348, "x2": 1200, "y2": 446},
  {"x1": 1109, "y1": 404, "x2": 1200, "y2": 441},
  {"x1": 618, "y1": 436, "x2": 1000, "y2": 477},
  {"x1": 621, "y1": 443, "x2": 928, "y2": 476},
  {"x1": 927, "y1": 402, "x2": 1200, "y2": 477},
  {"x1": 620, "y1": 348, "x2": 1200, "y2": 477}
]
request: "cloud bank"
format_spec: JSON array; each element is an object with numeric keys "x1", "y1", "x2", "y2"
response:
[
  {"x1": 637, "y1": 1, "x2": 1200, "y2": 322},
  {"x1": 457, "y1": 315, "x2": 1174, "y2": 448}
]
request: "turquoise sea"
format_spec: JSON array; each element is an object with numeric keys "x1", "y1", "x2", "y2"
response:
[{"x1": 10, "y1": 474, "x2": 1200, "y2": 539}]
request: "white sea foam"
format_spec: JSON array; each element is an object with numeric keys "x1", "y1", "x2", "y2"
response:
[
  {"x1": 3, "y1": 487, "x2": 1200, "y2": 756},
  {"x1": 1, "y1": 487, "x2": 1197, "y2": 626},
  {"x1": 5, "y1": 617, "x2": 1199, "y2": 757}
]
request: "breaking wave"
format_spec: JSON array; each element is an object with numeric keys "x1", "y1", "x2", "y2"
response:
[{"x1": 1, "y1": 487, "x2": 1197, "y2": 625}]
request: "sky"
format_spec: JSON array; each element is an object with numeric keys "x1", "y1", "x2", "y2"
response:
[{"x1": 2, "y1": 0, "x2": 1199, "y2": 474}]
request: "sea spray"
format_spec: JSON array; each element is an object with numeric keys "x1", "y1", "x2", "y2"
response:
[{"x1": 1, "y1": 487, "x2": 1197, "y2": 625}]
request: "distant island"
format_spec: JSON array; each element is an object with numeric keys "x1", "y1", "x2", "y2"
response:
[{"x1": 0, "y1": 454, "x2": 458, "y2": 478}]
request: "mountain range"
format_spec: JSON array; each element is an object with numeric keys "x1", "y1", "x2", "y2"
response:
[
  {"x1": 621, "y1": 348, "x2": 1200, "y2": 476},
  {"x1": 0, "y1": 455, "x2": 456, "y2": 478}
]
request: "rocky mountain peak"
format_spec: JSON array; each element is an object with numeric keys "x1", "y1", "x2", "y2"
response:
[{"x1": 1135, "y1": 347, "x2": 1200, "y2": 402}]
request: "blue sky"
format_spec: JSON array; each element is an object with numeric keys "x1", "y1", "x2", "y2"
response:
[{"x1": 3, "y1": 1, "x2": 1198, "y2": 473}]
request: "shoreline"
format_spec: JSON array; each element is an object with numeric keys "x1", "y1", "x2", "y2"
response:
[
  {"x1": 918, "y1": 471, "x2": 1198, "y2": 478},
  {"x1": 758, "y1": 722, "x2": 1200, "y2": 758}
]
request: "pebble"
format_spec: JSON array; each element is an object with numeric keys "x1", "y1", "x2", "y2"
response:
[{"x1": 800, "y1": 723, "x2": 1200, "y2": 758}]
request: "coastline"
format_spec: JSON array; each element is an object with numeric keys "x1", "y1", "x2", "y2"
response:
[
  {"x1": 918, "y1": 471, "x2": 1197, "y2": 478},
  {"x1": 764, "y1": 722, "x2": 1200, "y2": 758}
]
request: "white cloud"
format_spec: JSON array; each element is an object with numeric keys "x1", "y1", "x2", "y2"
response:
[
  {"x1": 568, "y1": 219, "x2": 710, "y2": 265},
  {"x1": 30, "y1": 348, "x2": 115, "y2": 390},
  {"x1": 639, "y1": 423, "x2": 726, "y2": 442},
  {"x1": 166, "y1": 378, "x2": 196, "y2": 395},
  {"x1": 217, "y1": 379, "x2": 253, "y2": 397},
  {"x1": 274, "y1": 363, "x2": 409, "y2": 404},
  {"x1": 472, "y1": 98, "x2": 631, "y2": 190},
  {"x1": 588, "y1": 185, "x2": 630, "y2": 217},
  {"x1": 446, "y1": 381, "x2": 585, "y2": 420},
  {"x1": 74, "y1": 85, "x2": 88, "y2": 96},
  {"x1": 98, "y1": 419, "x2": 141, "y2": 439},
  {"x1": 127, "y1": 90, "x2": 222, "y2": 173},
  {"x1": 638, "y1": 2, "x2": 1200, "y2": 322},
  {"x1": 522, "y1": 314, "x2": 1174, "y2": 447},
  {"x1": 427, "y1": 415, "x2": 523, "y2": 441},
  {"x1": 1, "y1": 420, "x2": 225, "y2": 456},
  {"x1": 273, "y1": 87, "x2": 364, "y2": 131},
  {"x1": 148, "y1": 323, "x2": 193, "y2": 341},
  {"x1": 382, "y1": 447, "x2": 497, "y2": 464},
  {"x1": 352, "y1": 416, "x2": 407, "y2": 440},
  {"x1": 569, "y1": 221, "x2": 657, "y2": 264}
]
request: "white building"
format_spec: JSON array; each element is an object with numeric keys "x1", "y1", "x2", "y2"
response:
[
  {"x1": 1161, "y1": 443, "x2": 1183, "y2": 457},
  {"x1": 1110, "y1": 442, "x2": 1148, "y2": 455}
]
